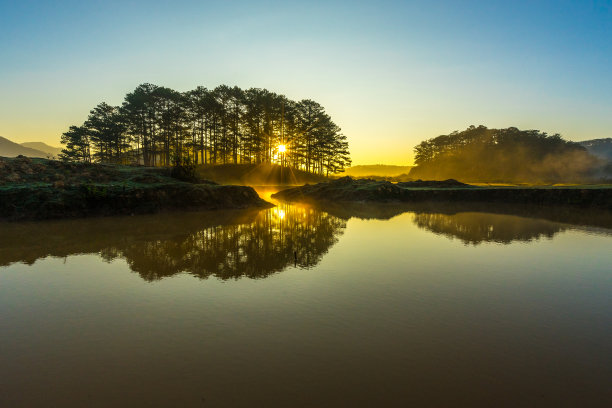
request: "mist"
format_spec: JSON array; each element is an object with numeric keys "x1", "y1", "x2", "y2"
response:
[
  {"x1": 409, "y1": 126, "x2": 611, "y2": 184},
  {"x1": 344, "y1": 164, "x2": 414, "y2": 178}
]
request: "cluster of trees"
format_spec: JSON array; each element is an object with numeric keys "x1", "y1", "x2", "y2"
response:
[
  {"x1": 61, "y1": 84, "x2": 351, "y2": 175},
  {"x1": 411, "y1": 125, "x2": 603, "y2": 182}
]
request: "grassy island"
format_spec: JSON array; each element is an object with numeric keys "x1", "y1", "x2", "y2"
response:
[{"x1": 0, "y1": 156, "x2": 271, "y2": 220}]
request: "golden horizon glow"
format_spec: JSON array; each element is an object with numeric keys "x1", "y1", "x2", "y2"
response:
[{"x1": 1, "y1": 3, "x2": 610, "y2": 168}]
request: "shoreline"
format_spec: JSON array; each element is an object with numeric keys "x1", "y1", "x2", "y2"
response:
[{"x1": 271, "y1": 177, "x2": 612, "y2": 210}]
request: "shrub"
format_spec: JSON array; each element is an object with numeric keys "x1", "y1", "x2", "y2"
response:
[{"x1": 171, "y1": 155, "x2": 198, "y2": 182}]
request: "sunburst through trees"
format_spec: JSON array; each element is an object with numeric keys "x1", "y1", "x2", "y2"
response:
[{"x1": 60, "y1": 84, "x2": 351, "y2": 176}]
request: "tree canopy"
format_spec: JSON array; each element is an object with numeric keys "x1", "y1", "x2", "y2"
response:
[
  {"x1": 61, "y1": 84, "x2": 351, "y2": 175},
  {"x1": 410, "y1": 125, "x2": 602, "y2": 182}
]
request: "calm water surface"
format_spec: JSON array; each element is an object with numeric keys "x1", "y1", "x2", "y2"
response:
[{"x1": 1, "y1": 191, "x2": 611, "y2": 407}]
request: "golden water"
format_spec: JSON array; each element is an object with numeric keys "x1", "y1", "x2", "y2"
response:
[{"x1": 1, "y1": 196, "x2": 611, "y2": 407}]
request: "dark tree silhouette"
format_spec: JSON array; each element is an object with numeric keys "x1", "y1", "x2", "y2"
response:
[
  {"x1": 61, "y1": 84, "x2": 352, "y2": 175},
  {"x1": 60, "y1": 125, "x2": 91, "y2": 163}
]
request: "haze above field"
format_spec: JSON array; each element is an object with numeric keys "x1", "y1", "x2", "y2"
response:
[
  {"x1": 344, "y1": 165, "x2": 413, "y2": 177},
  {"x1": 1, "y1": 1, "x2": 611, "y2": 165}
]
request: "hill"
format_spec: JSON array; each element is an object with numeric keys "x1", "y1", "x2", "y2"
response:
[
  {"x1": 0, "y1": 156, "x2": 269, "y2": 220},
  {"x1": 344, "y1": 164, "x2": 413, "y2": 177},
  {"x1": 20, "y1": 141, "x2": 62, "y2": 158},
  {"x1": 409, "y1": 125, "x2": 608, "y2": 183},
  {"x1": 0, "y1": 136, "x2": 50, "y2": 158},
  {"x1": 580, "y1": 138, "x2": 612, "y2": 161},
  {"x1": 196, "y1": 163, "x2": 328, "y2": 185}
]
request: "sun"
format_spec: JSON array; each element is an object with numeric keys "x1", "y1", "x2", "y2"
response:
[{"x1": 277, "y1": 144, "x2": 286, "y2": 153}]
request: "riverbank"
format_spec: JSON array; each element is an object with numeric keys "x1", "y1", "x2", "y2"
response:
[
  {"x1": 0, "y1": 156, "x2": 271, "y2": 220},
  {"x1": 271, "y1": 176, "x2": 612, "y2": 209}
]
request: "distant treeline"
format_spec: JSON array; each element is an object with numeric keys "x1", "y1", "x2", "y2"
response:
[
  {"x1": 60, "y1": 84, "x2": 351, "y2": 175},
  {"x1": 411, "y1": 125, "x2": 609, "y2": 182}
]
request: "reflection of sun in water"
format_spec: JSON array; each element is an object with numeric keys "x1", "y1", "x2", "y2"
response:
[
  {"x1": 273, "y1": 208, "x2": 285, "y2": 220},
  {"x1": 277, "y1": 144, "x2": 286, "y2": 153}
]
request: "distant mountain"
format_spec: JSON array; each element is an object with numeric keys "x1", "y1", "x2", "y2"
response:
[
  {"x1": 579, "y1": 138, "x2": 612, "y2": 161},
  {"x1": 20, "y1": 142, "x2": 62, "y2": 158},
  {"x1": 0, "y1": 136, "x2": 50, "y2": 158},
  {"x1": 344, "y1": 164, "x2": 413, "y2": 177}
]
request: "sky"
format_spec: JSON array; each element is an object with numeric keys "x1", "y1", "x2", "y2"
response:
[{"x1": 1, "y1": 0, "x2": 611, "y2": 165}]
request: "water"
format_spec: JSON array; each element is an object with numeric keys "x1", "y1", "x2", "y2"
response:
[{"x1": 1, "y1": 193, "x2": 611, "y2": 407}]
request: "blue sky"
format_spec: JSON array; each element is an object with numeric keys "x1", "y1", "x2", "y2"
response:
[{"x1": 1, "y1": 0, "x2": 610, "y2": 164}]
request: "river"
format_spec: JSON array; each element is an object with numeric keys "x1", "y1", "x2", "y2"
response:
[{"x1": 1, "y1": 191, "x2": 611, "y2": 407}]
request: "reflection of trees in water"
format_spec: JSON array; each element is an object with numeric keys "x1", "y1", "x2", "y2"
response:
[
  {"x1": 119, "y1": 204, "x2": 346, "y2": 280},
  {"x1": 412, "y1": 212, "x2": 565, "y2": 244},
  {"x1": 0, "y1": 204, "x2": 346, "y2": 281},
  {"x1": 313, "y1": 200, "x2": 612, "y2": 245},
  {"x1": 3, "y1": 201, "x2": 611, "y2": 279}
]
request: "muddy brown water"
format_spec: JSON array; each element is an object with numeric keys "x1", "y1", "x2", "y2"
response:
[{"x1": 1, "y1": 190, "x2": 611, "y2": 407}]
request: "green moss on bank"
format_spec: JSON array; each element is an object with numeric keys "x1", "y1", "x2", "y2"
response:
[
  {"x1": 272, "y1": 176, "x2": 612, "y2": 210},
  {"x1": 0, "y1": 156, "x2": 271, "y2": 220}
]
